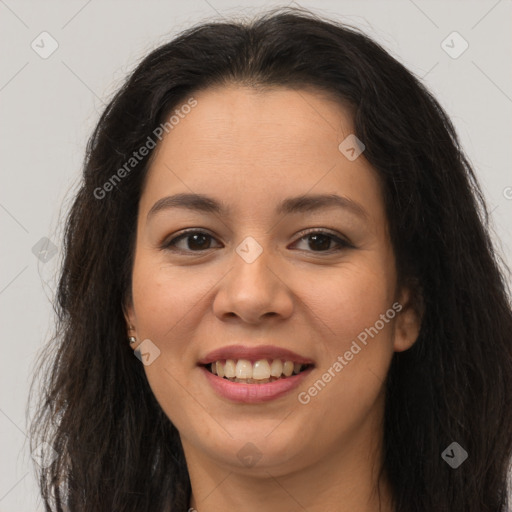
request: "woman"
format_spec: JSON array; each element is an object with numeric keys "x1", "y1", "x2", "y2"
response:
[{"x1": 28, "y1": 6, "x2": 512, "y2": 512}]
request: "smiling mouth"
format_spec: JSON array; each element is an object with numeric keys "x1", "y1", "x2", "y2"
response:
[{"x1": 202, "y1": 358, "x2": 313, "y2": 384}]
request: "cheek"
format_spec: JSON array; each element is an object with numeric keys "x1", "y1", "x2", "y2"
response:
[
  {"x1": 304, "y1": 262, "x2": 396, "y2": 346},
  {"x1": 130, "y1": 255, "x2": 206, "y2": 346},
  {"x1": 130, "y1": 259, "x2": 206, "y2": 430},
  {"x1": 295, "y1": 259, "x2": 397, "y2": 411}
]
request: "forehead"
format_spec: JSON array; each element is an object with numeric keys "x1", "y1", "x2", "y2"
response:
[
  {"x1": 139, "y1": 85, "x2": 383, "y2": 223},
  {"x1": 159, "y1": 84, "x2": 355, "y2": 155}
]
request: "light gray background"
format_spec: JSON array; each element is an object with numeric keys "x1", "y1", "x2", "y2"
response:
[{"x1": 1, "y1": 0, "x2": 511, "y2": 509}]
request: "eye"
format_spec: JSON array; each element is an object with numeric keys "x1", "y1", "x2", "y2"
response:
[
  {"x1": 291, "y1": 229, "x2": 353, "y2": 253},
  {"x1": 161, "y1": 230, "x2": 221, "y2": 253}
]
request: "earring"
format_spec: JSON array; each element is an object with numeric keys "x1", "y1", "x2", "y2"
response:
[{"x1": 128, "y1": 325, "x2": 136, "y2": 345}]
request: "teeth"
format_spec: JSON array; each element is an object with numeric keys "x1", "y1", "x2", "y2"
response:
[
  {"x1": 270, "y1": 359, "x2": 283, "y2": 377},
  {"x1": 224, "y1": 359, "x2": 236, "y2": 378},
  {"x1": 252, "y1": 360, "x2": 271, "y2": 380},
  {"x1": 236, "y1": 359, "x2": 252, "y2": 379},
  {"x1": 207, "y1": 358, "x2": 308, "y2": 382},
  {"x1": 283, "y1": 361, "x2": 294, "y2": 377}
]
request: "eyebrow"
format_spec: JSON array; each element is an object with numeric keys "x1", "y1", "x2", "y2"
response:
[{"x1": 146, "y1": 192, "x2": 368, "y2": 222}]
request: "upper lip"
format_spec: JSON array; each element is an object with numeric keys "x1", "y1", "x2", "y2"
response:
[{"x1": 198, "y1": 344, "x2": 315, "y2": 365}]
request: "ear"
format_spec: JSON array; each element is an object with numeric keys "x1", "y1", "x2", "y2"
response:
[
  {"x1": 122, "y1": 298, "x2": 137, "y2": 345},
  {"x1": 392, "y1": 285, "x2": 422, "y2": 353}
]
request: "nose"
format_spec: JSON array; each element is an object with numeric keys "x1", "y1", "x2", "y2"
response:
[{"x1": 212, "y1": 242, "x2": 294, "y2": 325}]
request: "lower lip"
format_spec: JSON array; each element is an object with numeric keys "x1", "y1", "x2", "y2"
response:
[{"x1": 200, "y1": 366, "x2": 313, "y2": 403}]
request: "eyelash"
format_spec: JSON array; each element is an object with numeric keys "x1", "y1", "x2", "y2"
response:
[{"x1": 160, "y1": 228, "x2": 353, "y2": 254}]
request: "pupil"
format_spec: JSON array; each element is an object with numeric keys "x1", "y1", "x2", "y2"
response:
[
  {"x1": 189, "y1": 234, "x2": 209, "y2": 250},
  {"x1": 309, "y1": 234, "x2": 330, "y2": 251}
]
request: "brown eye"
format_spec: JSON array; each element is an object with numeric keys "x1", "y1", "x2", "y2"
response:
[
  {"x1": 162, "y1": 230, "x2": 221, "y2": 252},
  {"x1": 305, "y1": 233, "x2": 333, "y2": 251},
  {"x1": 292, "y1": 230, "x2": 353, "y2": 253}
]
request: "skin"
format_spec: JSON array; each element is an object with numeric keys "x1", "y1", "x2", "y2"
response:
[{"x1": 125, "y1": 84, "x2": 421, "y2": 512}]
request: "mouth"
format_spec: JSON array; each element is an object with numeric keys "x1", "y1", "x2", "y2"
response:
[
  {"x1": 201, "y1": 358, "x2": 314, "y2": 384},
  {"x1": 197, "y1": 345, "x2": 315, "y2": 402}
]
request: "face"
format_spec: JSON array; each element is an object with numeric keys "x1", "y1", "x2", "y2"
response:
[{"x1": 125, "y1": 84, "x2": 419, "y2": 478}]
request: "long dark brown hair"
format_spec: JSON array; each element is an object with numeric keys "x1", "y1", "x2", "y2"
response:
[{"x1": 28, "y1": 6, "x2": 512, "y2": 511}]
